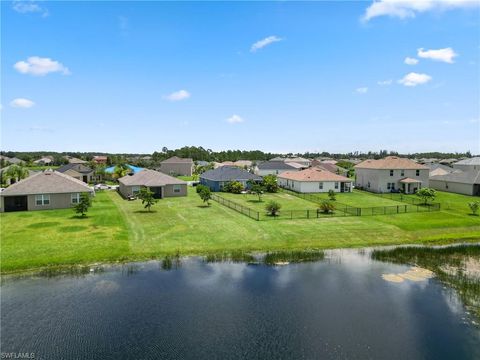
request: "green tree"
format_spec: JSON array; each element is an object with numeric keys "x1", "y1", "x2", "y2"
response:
[
  {"x1": 5, "y1": 165, "x2": 29, "y2": 184},
  {"x1": 224, "y1": 181, "x2": 244, "y2": 194},
  {"x1": 262, "y1": 174, "x2": 279, "y2": 193},
  {"x1": 113, "y1": 164, "x2": 129, "y2": 179},
  {"x1": 265, "y1": 201, "x2": 281, "y2": 217},
  {"x1": 416, "y1": 187, "x2": 436, "y2": 205},
  {"x1": 319, "y1": 200, "x2": 335, "y2": 214},
  {"x1": 198, "y1": 186, "x2": 212, "y2": 206},
  {"x1": 249, "y1": 183, "x2": 265, "y2": 201},
  {"x1": 138, "y1": 187, "x2": 158, "y2": 212},
  {"x1": 468, "y1": 201, "x2": 480, "y2": 216},
  {"x1": 328, "y1": 189, "x2": 336, "y2": 201},
  {"x1": 74, "y1": 193, "x2": 92, "y2": 217}
]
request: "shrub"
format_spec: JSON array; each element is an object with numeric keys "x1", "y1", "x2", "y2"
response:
[
  {"x1": 262, "y1": 174, "x2": 279, "y2": 193},
  {"x1": 265, "y1": 201, "x2": 281, "y2": 216},
  {"x1": 74, "y1": 193, "x2": 92, "y2": 217},
  {"x1": 196, "y1": 184, "x2": 208, "y2": 193},
  {"x1": 468, "y1": 201, "x2": 479, "y2": 216},
  {"x1": 416, "y1": 187, "x2": 436, "y2": 205},
  {"x1": 328, "y1": 189, "x2": 336, "y2": 201},
  {"x1": 198, "y1": 186, "x2": 212, "y2": 206},
  {"x1": 224, "y1": 181, "x2": 244, "y2": 194},
  {"x1": 319, "y1": 200, "x2": 335, "y2": 214}
]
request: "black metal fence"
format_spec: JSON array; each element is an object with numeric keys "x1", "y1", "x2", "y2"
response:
[{"x1": 211, "y1": 194, "x2": 260, "y2": 221}]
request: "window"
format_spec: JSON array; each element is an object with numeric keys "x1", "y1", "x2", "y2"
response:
[
  {"x1": 173, "y1": 185, "x2": 181, "y2": 193},
  {"x1": 334, "y1": 182, "x2": 339, "y2": 189},
  {"x1": 401, "y1": 170, "x2": 405, "y2": 176},
  {"x1": 390, "y1": 170, "x2": 394, "y2": 176},
  {"x1": 387, "y1": 183, "x2": 395, "y2": 190},
  {"x1": 35, "y1": 194, "x2": 50, "y2": 206},
  {"x1": 319, "y1": 182, "x2": 323, "y2": 190},
  {"x1": 71, "y1": 193, "x2": 81, "y2": 204},
  {"x1": 367, "y1": 182, "x2": 370, "y2": 188},
  {"x1": 132, "y1": 186, "x2": 140, "y2": 195},
  {"x1": 416, "y1": 170, "x2": 420, "y2": 176}
]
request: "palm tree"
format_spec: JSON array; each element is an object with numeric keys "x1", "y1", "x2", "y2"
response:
[
  {"x1": 113, "y1": 164, "x2": 129, "y2": 179},
  {"x1": 5, "y1": 165, "x2": 29, "y2": 184}
]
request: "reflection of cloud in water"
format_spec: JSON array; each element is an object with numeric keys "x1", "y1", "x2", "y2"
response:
[
  {"x1": 442, "y1": 287, "x2": 464, "y2": 316},
  {"x1": 92, "y1": 280, "x2": 120, "y2": 295},
  {"x1": 185, "y1": 262, "x2": 253, "y2": 288}
]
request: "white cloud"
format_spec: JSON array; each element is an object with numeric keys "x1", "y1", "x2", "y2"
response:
[
  {"x1": 356, "y1": 87, "x2": 368, "y2": 94},
  {"x1": 12, "y1": 0, "x2": 49, "y2": 17},
  {"x1": 417, "y1": 47, "x2": 458, "y2": 63},
  {"x1": 377, "y1": 79, "x2": 393, "y2": 86},
  {"x1": 163, "y1": 90, "x2": 191, "y2": 101},
  {"x1": 14, "y1": 56, "x2": 70, "y2": 76},
  {"x1": 226, "y1": 114, "x2": 244, "y2": 124},
  {"x1": 10, "y1": 98, "x2": 35, "y2": 108},
  {"x1": 398, "y1": 72, "x2": 432, "y2": 87},
  {"x1": 404, "y1": 57, "x2": 419, "y2": 65},
  {"x1": 250, "y1": 36, "x2": 283, "y2": 52},
  {"x1": 362, "y1": 0, "x2": 478, "y2": 22}
]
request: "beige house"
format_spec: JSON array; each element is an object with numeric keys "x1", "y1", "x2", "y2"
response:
[
  {"x1": 430, "y1": 171, "x2": 480, "y2": 196},
  {"x1": 157, "y1": 156, "x2": 194, "y2": 177},
  {"x1": 118, "y1": 169, "x2": 187, "y2": 199},
  {"x1": 354, "y1": 156, "x2": 429, "y2": 194},
  {"x1": 56, "y1": 163, "x2": 97, "y2": 183},
  {"x1": 453, "y1": 157, "x2": 480, "y2": 172},
  {"x1": 0, "y1": 170, "x2": 94, "y2": 212},
  {"x1": 278, "y1": 168, "x2": 353, "y2": 193}
]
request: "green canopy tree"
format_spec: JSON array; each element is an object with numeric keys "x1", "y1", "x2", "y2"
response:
[
  {"x1": 138, "y1": 187, "x2": 158, "y2": 212},
  {"x1": 74, "y1": 193, "x2": 92, "y2": 217},
  {"x1": 468, "y1": 201, "x2": 479, "y2": 216},
  {"x1": 262, "y1": 175, "x2": 279, "y2": 193},
  {"x1": 198, "y1": 186, "x2": 212, "y2": 206},
  {"x1": 113, "y1": 164, "x2": 129, "y2": 179},
  {"x1": 416, "y1": 188, "x2": 436, "y2": 205},
  {"x1": 265, "y1": 201, "x2": 281, "y2": 217},
  {"x1": 328, "y1": 189, "x2": 336, "y2": 201},
  {"x1": 249, "y1": 183, "x2": 265, "y2": 202}
]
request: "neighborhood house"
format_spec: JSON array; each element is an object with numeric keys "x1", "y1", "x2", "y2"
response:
[
  {"x1": 118, "y1": 169, "x2": 187, "y2": 199},
  {"x1": 0, "y1": 170, "x2": 94, "y2": 212},
  {"x1": 453, "y1": 157, "x2": 480, "y2": 172},
  {"x1": 354, "y1": 156, "x2": 429, "y2": 194},
  {"x1": 56, "y1": 163, "x2": 97, "y2": 183},
  {"x1": 199, "y1": 166, "x2": 262, "y2": 192},
  {"x1": 278, "y1": 168, "x2": 353, "y2": 193},
  {"x1": 254, "y1": 161, "x2": 300, "y2": 176},
  {"x1": 157, "y1": 156, "x2": 194, "y2": 177},
  {"x1": 430, "y1": 170, "x2": 480, "y2": 196}
]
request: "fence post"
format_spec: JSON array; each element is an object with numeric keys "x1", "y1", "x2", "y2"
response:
[
  {"x1": 307, "y1": 210, "x2": 310, "y2": 219},
  {"x1": 291, "y1": 211, "x2": 293, "y2": 220},
  {"x1": 397, "y1": 205, "x2": 399, "y2": 214}
]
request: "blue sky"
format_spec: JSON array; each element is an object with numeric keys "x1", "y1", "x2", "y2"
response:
[{"x1": 1, "y1": 1, "x2": 479, "y2": 154}]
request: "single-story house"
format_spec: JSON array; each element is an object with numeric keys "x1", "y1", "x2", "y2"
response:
[
  {"x1": 93, "y1": 156, "x2": 108, "y2": 164},
  {"x1": 33, "y1": 156, "x2": 54, "y2": 165},
  {"x1": 157, "y1": 156, "x2": 194, "y2": 177},
  {"x1": 254, "y1": 161, "x2": 300, "y2": 176},
  {"x1": 429, "y1": 170, "x2": 480, "y2": 196},
  {"x1": 118, "y1": 169, "x2": 187, "y2": 199},
  {"x1": 285, "y1": 157, "x2": 311, "y2": 167},
  {"x1": 311, "y1": 160, "x2": 348, "y2": 176},
  {"x1": 427, "y1": 163, "x2": 456, "y2": 177},
  {"x1": 354, "y1": 156, "x2": 429, "y2": 194},
  {"x1": 65, "y1": 156, "x2": 87, "y2": 164},
  {"x1": 57, "y1": 163, "x2": 97, "y2": 183},
  {"x1": 0, "y1": 170, "x2": 94, "y2": 212},
  {"x1": 278, "y1": 168, "x2": 353, "y2": 193},
  {"x1": 233, "y1": 160, "x2": 253, "y2": 168},
  {"x1": 0, "y1": 156, "x2": 24, "y2": 165},
  {"x1": 453, "y1": 157, "x2": 480, "y2": 172},
  {"x1": 200, "y1": 166, "x2": 262, "y2": 192}
]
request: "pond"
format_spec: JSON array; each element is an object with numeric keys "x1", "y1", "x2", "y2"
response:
[{"x1": 1, "y1": 245, "x2": 479, "y2": 360}]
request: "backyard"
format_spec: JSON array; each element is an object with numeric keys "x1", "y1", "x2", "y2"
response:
[{"x1": 1, "y1": 187, "x2": 479, "y2": 273}]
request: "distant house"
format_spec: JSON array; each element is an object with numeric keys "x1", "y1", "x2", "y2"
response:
[
  {"x1": 0, "y1": 156, "x2": 23, "y2": 165},
  {"x1": 311, "y1": 160, "x2": 348, "y2": 176},
  {"x1": 430, "y1": 170, "x2": 480, "y2": 196},
  {"x1": 254, "y1": 161, "x2": 299, "y2": 176},
  {"x1": 33, "y1": 156, "x2": 54, "y2": 165},
  {"x1": 196, "y1": 160, "x2": 210, "y2": 167},
  {"x1": 278, "y1": 168, "x2": 353, "y2": 193},
  {"x1": 200, "y1": 166, "x2": 262, "y2": 192},
  {"x1": 233, "y1": 160, "x2": 253, "y2": 168},
  {"x1": 285, "y1": 157, "x2": 311, "y2": 167},
  {"x1": 0, "y1": 170, "x2": 94, "y2": 212},
  {"x1": 453, "y1": 157, "x2": 480, "y2": 172},
  {"x1": 354, "y1": 156, "x2": 429, "y2": 194},
  {"x1": 57, "y1": 163, "x2": 97, "y2": 183},
  {"x1": 157, "y1": 156, "x2": 194, "y2": 177},
  {"x1": 65, "y1": 156, "x2": 87, "y2": 164},
  {"x1": 93, "y1": 156, "x2": 108, "y2": 164},
  {"x1": 427, "y1": 163, "x2": 456, "y2": 177},
  {"x1": 118, "y1": 169, "x2": 187, "y2": 199}
]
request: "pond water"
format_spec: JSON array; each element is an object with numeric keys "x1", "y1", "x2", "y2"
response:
[{"x1": 1, "y1": 246, "x2": 480, "y2": 360}]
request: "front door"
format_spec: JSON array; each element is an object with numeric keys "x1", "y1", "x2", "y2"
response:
[
  {"x1": 83, "y1": 175, "x2": 88, "y2": 183},
  {"x1": 340, "y1": 182, "x2": 345, "y2": 193}
]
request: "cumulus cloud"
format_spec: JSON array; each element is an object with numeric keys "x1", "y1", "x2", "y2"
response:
[
  {"x1": 164, "y1": 90, "x2": 191, "y2": 101},
  {"x1": 10, "y1": 98, "x2": 35, "y2": 108},
  {"x1": 250, "y1": 36, "x2": 283, "y2": 52},
  {"x1": 398, "y1": 72, "x2": 432, "y2": 87},
  {"x1": 356, "y1": 87, "x2": 368, "y2": 94},
  {"x1": 377, "y1": 79, "x2": 393, "y2": 86},
  {"x1": 226, "y1": 114, "x2": 244, "y2": 124},
  {"x1": 404, "y1": 57, "x2": 418, "y2": 65},
  {"x1": 417, "y1": 47, "x2": 458, "y2": 63},
  {"x1": 362, "y1": 0, "x2": 478, "y2": 22},
  {"x1": 12, "y1": 0, "x2": 49, "y2": 17},
  {"x1": 14, "y1": 56, "x2": 70, "y2": 76}
]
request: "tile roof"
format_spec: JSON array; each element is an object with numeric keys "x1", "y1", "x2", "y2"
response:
[
  {"x1": 119, "y1": 169, "x2": 187, "y2": 187},
  {"x1": 200, "y1": 166, "x2": 262, "y2": 182},
  {"x1": 278, "y1": 168, "x2": 352, "y2": 182},
  {"x1": 354, "y1": 156, "x2": 428, "y2": 170},
  {"x1": 430, "y1": 170, "x2": 480, "y2": 185},
  {"x1": 1, "y1": 171, "x2": 93, "y2": 196},
  {"x1": 160, "y1": 156, "x2": 193, "y2": 164}
]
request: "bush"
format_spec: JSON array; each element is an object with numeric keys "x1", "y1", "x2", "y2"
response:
[
  {"x1": 198, "y1": 186, "x2": 212, "y2": 206},
  {"x1": 468, "y1": 201, "x2": 479, "y2": 215},
  {"x1": 328, "y1": 189, "x2": 336, "y2": 201},
  {"x1": 196, "y1": 184, "x2": 208, "y2": 193},
  {"x1": 224, "y1": 181, "x2": 244, "y2": 194},
  {"x1": 319, "y1": 200, "x2": 335, "y2": 214},
  {"x1": 265, "y1": 201, "x2": 281, "y2": 216},
  {"x1": 262, "y1": 174, "x2": 279, "y2": 193},
  {"x1": 416, "y1": 187, "x2": 436, "y2": 205}
]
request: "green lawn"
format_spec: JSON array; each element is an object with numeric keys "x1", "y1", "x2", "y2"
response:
[
  {"x1": 220, "y1": 191, "x2": 318, "y2": 212},
  {"x1": 25, "y1": 165, "x2": 60, "y2": 171},
  {"x1": 308, "y1": 190, "x2": 406, "y2": 207},
  {"x1": 177, "y1": 176, "x2": 196, "y2": 181},
  {"x1": 1, "y1": 188, "x2": 479, "y2": 273}
]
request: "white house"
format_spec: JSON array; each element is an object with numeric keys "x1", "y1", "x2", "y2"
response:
[
  {"x1": 354, "y1": 156, "x2": 429, "y2": 194},
  {"x1": 278, "y1": 168, "x2": 353, "y2": 193}
]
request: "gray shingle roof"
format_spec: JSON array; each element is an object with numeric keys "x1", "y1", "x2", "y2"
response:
[
  {"x1": 200, "y1": 166, "x2": 262, "y2": 182},
  {"x1": 430, "y1": 170, "x2": 480, "y2": 185},
  {"x1": 57, "y1": 163, "x2": 93, "y2": 174},
  {"x1": 1, "y1": 171, "x2": 93, "y2": 196},
  {"x1": 160, "y1": 156, "x2": 194, "y2": 164},
  {"x1": 257, "y1": 161, "x2": 297, "y2": 170},
  {"x1": 454, "y1": 157, "x2": 480, "y2": 166},
  {"x1": 118, "y1": 169, "x2": 187, "y2": 187}
]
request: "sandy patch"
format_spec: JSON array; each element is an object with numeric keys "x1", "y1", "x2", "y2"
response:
[
  {"x1": 382, "y1": 266, "x2": 434, "y2": 283},
  {"x1": 382, "y1": 274, "x2": 404, "y2": 283}
]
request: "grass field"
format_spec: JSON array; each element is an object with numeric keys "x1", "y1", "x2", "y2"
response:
[
  {"x1": 220, "y1": 191, "x2": 319, "y2": 212},
  {"x1": 1, "y1": 187, "x2": 479, "y2": 273}
]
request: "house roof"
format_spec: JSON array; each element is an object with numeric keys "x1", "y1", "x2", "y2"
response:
[
  {"x1": 257, "y1": 161, "x2": 297, "y2": 170},
  {"x1": 161, "y1": 156, "x2": 193, "y2": 164},
  {"x1": 200, "y1": 166, "x2": 262, "y2": 182},
  {"x1": 399, "y1": 177, "x2": 422, "y2": 184},
  {"x1": 93, "y1": 156, "x2": 108, "y2": 160},
  {"x1": 118, "y1": 169, "x2": 187, "y2": 187},
  {"x1": 313, "y1": 163, "x2": 347, "y2": 174},
  {"x1": 430, "y1": 170, "x2": 480, "y2": 185},
  {"x1": 1, "y1": 171, "x2": 93, "y2": 196},
  {"x1": 354, "y1": 156, "x2": 428, "y2": 170},
  {"x1": 233, "y1": 160, "x2": 252, "y2": 167},
  {"x1": 57, "y1": 163, "x2": 93, "y2": 174},
  {"x1": 285, "y1": 157, "x2": 311, "y2": 163},
  {"x1": 65, "y1": 156, "x2": 87, "y2": 164},
  {"x1": 286, "y1": 162, "x2": 307, "y2": 169},
  {"x1": 278, "y1": 168, "x2": 352, "y2": 182},
  {"x1": 454, "y1": 157, "x2": 480, "y2": 166}
]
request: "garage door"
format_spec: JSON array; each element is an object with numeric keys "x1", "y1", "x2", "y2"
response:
[{"x1": 4, "y1": 196, "x2": 28, "y2": 212}]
